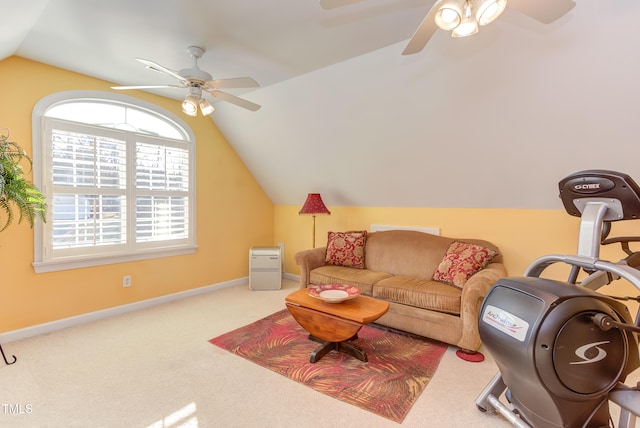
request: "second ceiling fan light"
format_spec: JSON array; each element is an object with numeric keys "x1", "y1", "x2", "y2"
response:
[
  {"x1": 435, "y1": 0, "x2": 507, "y2": 38},
  {"x1": 322, "y1": 0, "x2": 576, "y2": 55},
  {"x1": 199, "y1": 99, "x2": 215, "y2": 116}
]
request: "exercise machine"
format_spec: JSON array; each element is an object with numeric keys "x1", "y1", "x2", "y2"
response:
[{"x1": 476, "y1": 170, "x2": 640, "y2": 428}]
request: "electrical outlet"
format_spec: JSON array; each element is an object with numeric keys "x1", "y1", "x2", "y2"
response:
[{"x1": 123, "y1": 275, "x2": 132, "y2": 287}]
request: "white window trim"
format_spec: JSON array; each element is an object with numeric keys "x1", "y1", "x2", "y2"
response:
[{"x1": 31, "y1": 91, "x2": 197, "y2": 273}]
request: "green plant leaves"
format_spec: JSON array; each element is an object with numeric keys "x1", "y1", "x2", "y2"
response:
[{"x1": 0, "y1": 132, "x2": 47, "y2": 232}]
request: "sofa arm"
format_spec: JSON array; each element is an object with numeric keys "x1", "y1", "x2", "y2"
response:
[
  {"x1": 458, "y1": 262, "x2": 508, "y2": 351},
  {"x1": 294, "y1": 247, "x2": 327, "y2": 288}
]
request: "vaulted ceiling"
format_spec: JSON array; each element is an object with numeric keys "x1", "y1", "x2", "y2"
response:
[{"x1": 5, "y1": 0, "x2": 640, "y2": 209}]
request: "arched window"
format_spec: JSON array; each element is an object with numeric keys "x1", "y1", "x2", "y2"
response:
[{"x1": 32, "y1": 91, "x2": 196, "y2": 273}]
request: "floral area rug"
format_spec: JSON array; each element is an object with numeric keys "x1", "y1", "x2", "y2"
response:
[{"x1": 209, "y1": 309, "x2": 447, "y2": 423}]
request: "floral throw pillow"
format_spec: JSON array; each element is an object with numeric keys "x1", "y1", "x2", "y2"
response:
[
  {"x1": 325, "y1": 230, "x2": 367, "y2": 269},
  {"x1": 432, "y1": 241, "x2": 497, "y2": 288}
]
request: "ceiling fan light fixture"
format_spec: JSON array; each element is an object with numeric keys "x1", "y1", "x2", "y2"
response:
[
  {"x1": 475, "y1": 0, "x2": 507, "y2": 26},
  {"x1": 451, "y1": 2, "x2": 479, "y2": 37},
  {"x1": 115, "y1": 47, "x2": 260, "y2": 112},
  {"x1": 181, "y1": 95, "x2": 198, "y2": 116},
  {"x1": 451, "y1": 19, "x2": 478, "y2": 37},
  {"x1": 199, "y1": 98, "x2": 215, "y2": 116},
  {"x1": 435, "y1": 0, "x2": 464, "y2": 31}
]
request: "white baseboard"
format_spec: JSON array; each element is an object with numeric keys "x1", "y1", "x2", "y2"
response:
[
  {"x1": 283, "y1": 272, "x2": 299, "y2": 282},
  {"x1": 0, "y1": 277, "x2": 248, "y2": 344}
]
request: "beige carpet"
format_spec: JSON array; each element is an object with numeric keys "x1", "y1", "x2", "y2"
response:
[{"x1": 0, "y1": 279, "x2": 516, "y2": 427}]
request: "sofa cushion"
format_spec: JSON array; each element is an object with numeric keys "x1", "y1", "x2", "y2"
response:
[
  {"x1": 373, "y1": 276, "x2": 462, "y2": 315},
  {"x1": 325, "y1": 230, "x2": 367, "y2": 269},
  {"x1": 364, "y1": 230, "x2": 454, "y2": 280},
  {"x1": 432, "y1": 241, "x2": 497, "y2": 288},
  {"x1": 310, "y1": 265, "x2": 391, "y2": 296}
]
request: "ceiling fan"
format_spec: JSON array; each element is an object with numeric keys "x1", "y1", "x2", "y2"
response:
[
  {"x1": 320, "y1": 0, "x2": 576, "y2": 55},
  {"x1": 112, "y1": 46, "x2": 261, "y2": 115}
]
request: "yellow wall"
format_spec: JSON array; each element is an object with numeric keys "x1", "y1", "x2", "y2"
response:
[
  {"x1": 275, "y1": 206, "x2": 576, "y2": 276},
  {"x1": 275, "y1": 205, "x2": 640, "y2": 313},
  {"x1": 0, "y1": 57, "x2": 274, "y2": 332},
  {"x1": 3, "y1": 56, "x2": 639, "y2": 334}
]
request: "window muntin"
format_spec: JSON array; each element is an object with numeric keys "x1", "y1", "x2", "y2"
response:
[
  {"x1": 46, "y1": 101, "x2": 186, "y2": 139},
  {"x1": 32, "y1": 92, "x2": 196, "y2": 273}
]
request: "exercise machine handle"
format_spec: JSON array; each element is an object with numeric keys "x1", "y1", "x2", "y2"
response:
[{"x1": 524, "y1": 254, "x2": 640, "y2": 292}]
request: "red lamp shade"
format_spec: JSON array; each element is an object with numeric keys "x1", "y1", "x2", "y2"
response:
[{"x1": 298, "y1": 193, "x2": 331, "y2": 215}]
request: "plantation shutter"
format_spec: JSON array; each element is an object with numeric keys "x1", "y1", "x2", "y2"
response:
[
  {"x1": 51, "y1": 127, "x2": 127, "y2": 251},
  {"x1": 33, "y1": 93, "x2": 196, "y2": 273}
]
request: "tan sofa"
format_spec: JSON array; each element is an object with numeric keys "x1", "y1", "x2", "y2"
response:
[{"x1": 295, "y1": 230, "x2": 507, "y2": 352}]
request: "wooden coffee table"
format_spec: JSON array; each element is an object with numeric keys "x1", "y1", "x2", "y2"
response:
[{"x1": 285, "y1": 288, "x2": 389, "y2": 363}]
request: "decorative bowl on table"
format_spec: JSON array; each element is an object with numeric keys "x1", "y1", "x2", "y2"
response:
[{"x1": 307, "y1": 283, "x2": 361, "y2": 303}]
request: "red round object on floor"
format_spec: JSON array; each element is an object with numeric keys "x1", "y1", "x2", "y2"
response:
[{"x1": 456, "y1": 349, "x2": 485, "y2": 362}]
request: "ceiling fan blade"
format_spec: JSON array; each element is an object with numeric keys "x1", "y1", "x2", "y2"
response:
[
  {"x1": 111, "y1": 84, "x2": 184, "y2": 90},
  {"x1": 319, "y1": 0, "x2": 367, "y2": 10},
  {"x1": 507, "y1": 0, "x2": 576, "y2": 24},
  {"x1": 135, "y1": 58, "x2": 189, "y2": 84},
  {"x1": 208, "y1": 90, "x2": 261, "y2": 112},
  {"x1": 401, "y1": 2, "x2": 439, "y2": 55},
  {"x1": 204, "y1": 77, "x2": 259, "y2": 90}
]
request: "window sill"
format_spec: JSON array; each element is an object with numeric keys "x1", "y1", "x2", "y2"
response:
[{"x1": 32, "y1": 246, "x2": 198, "y2": 273}]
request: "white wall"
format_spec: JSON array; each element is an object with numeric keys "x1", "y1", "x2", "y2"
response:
[{"x1": 214, "y1": 0, "x2": 640, "y2": 210}]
